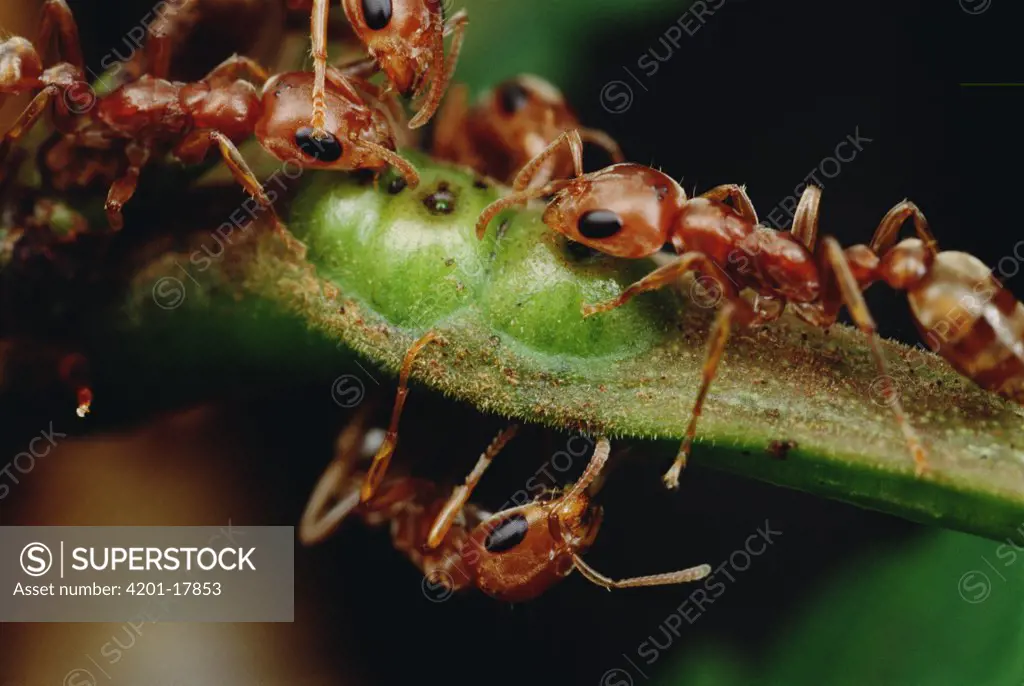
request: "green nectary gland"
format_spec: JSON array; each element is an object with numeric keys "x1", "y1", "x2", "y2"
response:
[{"x1": 289, "y1": 160, "x2": 671, "y2": 359}]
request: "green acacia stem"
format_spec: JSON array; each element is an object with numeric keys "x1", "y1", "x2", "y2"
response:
[{"x1": 5, "y1": 158, "x2": 1024, "y2": 543}]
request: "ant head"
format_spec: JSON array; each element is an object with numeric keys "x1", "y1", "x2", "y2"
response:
[
  {"x1": 256, "y1": 72, "x2": 396, "y2": 173},
  {"x1": 478, "y1": 75, "x2": 577, "y2": 150},
  {"x1": 343, "y1": 0, "x2": 440, "y2": 96},
  {"x1": 463, "y1": 493, "x2": 603, "y2": 603},
  {"x1": 543, "y1": 164, "x2": 684, "y2": 259},
  {"x1": 461, "y1": 438, "x2": 610, "y2": 603}
]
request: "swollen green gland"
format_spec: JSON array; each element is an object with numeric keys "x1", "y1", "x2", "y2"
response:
[{"x1": 289, "y1": 153, "x2": 667, "y2": 358}]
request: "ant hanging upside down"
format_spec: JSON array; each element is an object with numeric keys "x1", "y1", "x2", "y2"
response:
[
  {"x1": 0, "y1": 0, "x2": 419, "y2": 231},
  {"x1": 300, "y1": 375, "x2": 710, "y2": 601},
  {"x1": 475, "y1": 131, "x2": 1024, "y2": 487}
]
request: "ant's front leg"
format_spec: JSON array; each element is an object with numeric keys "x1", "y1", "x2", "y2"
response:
[
  {"x1": 425, "y1": 425, "x2": 520, "y2": 549},
  {"x1": 408, "y1": 9, "x2": 468, "y2": 129},
  {"x1": 191, "y1": 130, "x2": 282, "y2": 229},
  {"x1": 581, "y1": 251, "x2": 736, "y2": 317}
]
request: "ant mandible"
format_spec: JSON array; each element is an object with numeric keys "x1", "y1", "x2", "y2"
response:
[
  {"x1": 472, "y1": 132, "x2": 1016, "y2": 487},
  {"x1": 300, "y1": 402, "x2": 711, "y2": 601},
  {"x1": 0, "y1": 1, "x2": 419, "y2": 230},
  {"x1": 432, "y1": 74, "x2": 625, "y2": 187},
  {"x1": 298, "y1": 0, "x2": 468, "y2": 139}
]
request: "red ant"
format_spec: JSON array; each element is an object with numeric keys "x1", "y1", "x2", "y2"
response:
[
  {"x1": 299, "y1": 0, "x2": 468, "y2": 138},
  {"x1": 473, "y1": 132, "x2": 1021, "y2": 486},
  {"x1": 432, "y1": 74, "x2": 624, "y2": 187},
  {"x1": 300, "y1": 399, "x2": 710, "y2": 601},
  {"x1": 0, "y1": 0, "x2": 418, "y2": 231}
]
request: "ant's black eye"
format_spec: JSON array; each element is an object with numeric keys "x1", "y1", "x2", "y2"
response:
[
  {"x1": 484, "y1": 514, "x2": 529, "y2": 553},
  {"x1": 578, "y1": 209, "x2": 623, "y2": 239},
  {"x1": 498, "y1": 82, "x2": 530, "y2": 115},
  {"x1": 361, "y1": 0, "x2": 393, "y2": 30},
  {"x1": 294, "y1": 127, "x2": 343, "y2": 162}
]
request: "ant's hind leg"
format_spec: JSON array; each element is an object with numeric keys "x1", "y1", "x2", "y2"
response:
[
  {"x1": 820, "y1": 236, "x2": 928, "y2": 475},
  {"x1": 699, "y1": 184, "x2": 758, "y2": 225},
  {"x1": 425, "y1": 425, "x2": 520, "y2": 549},
  {"x1": 360, "y1": 331, "x2": 443, "y2": 503},
  {"x1": 869, "y1": 200, "x2": 937, "y2": 256},
  {"x1": 791, "y1": 185, "x2": 822, "y2": 250}
]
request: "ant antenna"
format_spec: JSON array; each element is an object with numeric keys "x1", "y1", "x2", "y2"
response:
[{"x1": 560, "y1": 436, "x2": 712, "y2": 590}]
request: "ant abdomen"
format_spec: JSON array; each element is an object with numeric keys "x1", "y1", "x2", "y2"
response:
[{"x1": 906, "y1": 250, "x2": 1024, "y2": 403}]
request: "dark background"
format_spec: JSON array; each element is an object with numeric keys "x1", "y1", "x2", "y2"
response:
[{"x1": 2, "y1": 0, "x2": 1022, "y2": 684}]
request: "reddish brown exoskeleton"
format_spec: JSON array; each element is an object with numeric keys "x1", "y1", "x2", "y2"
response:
[
  {"x1": 298, "y1": 0, "x2": 468, "y2": 137},
  {"x1": 1, "y1": 1, "x2": 418, "y2": 230},
  {"x1": 474, "y1": 133, "x2": 1024, "y2": 486},
  {"x1": 432, "y1": 74, "x2": 624, "y2": 187},
  {"x1": 299, "y1": 405, "x2": 711, "y2": 601}
]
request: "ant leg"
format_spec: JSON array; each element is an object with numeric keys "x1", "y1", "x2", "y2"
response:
[
  {"x1": 425, "y1": 424, "x2": 520, "y2": 549},
  {"x1": 581, "y1": 251, "x2": 735, "y2": 317},
  {"x1": 354, "y1": 141, "x2": 421, "y2": 189},
  {"x1": 361, "y1": 331, "x2": 442, "y2": 503},
  {"x1": 699, "y1": 184, "x2": 758, "y2": 225},
  {"x1": 572, "y1": 554, "x2": 711, "y2": 590},
  {"x1": 513, "y1": 129, "x2": 583, "y2": 191},
  {"x1": 0, "y1": 85, "x2": 59, "y2": 168},
  {"x1": 476, "y1": 179, "x2": 572, "y2": 240},
  {"x1": 578, "y1": 127, "x2": 625, "y2": 163},
  {"x1": 205, "y1": 131, "x2": 281, "y2": 228},
  {"x1": 869, "y1": 200, "x2": 938, "y2": 256},
  {"x1": 201, "y1": 54, "x2": 270, "y2": 87},
  {"x1": 790, "y1": 185, "x2": 822, "y2": 250},
  {"x1": 431, "y1": 83, "x2": 469, "y2": 159},
  {"x1": 820, "y1": 236, "x2": 928, "y2": 475},
  {"x1": 105, "y1": 141, "x2": 151, "y2": 230},
  {"x1": 663, "y1": 299, "x2": 756, "y2": 488},
  {"x1": 37, "y1": 0, "x2": 84, "y2": 71},
  {"x1": 299, "y1": 405, "x2": 375, "y2": 545},
  {"x1": 139, "y1": 0, "x2": 199, "y2": 79},
  {"x1": 309, "y1": 0, "x2": 332, "y2": 137},
  {"x1": 408, "y1": 9, "x2": 468, "y2": 129}
]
